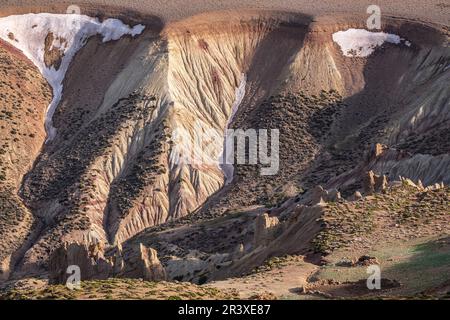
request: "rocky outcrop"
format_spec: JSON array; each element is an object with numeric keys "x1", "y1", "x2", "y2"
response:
[
  {"x1": 373, "y1": 154, "x2": 450, "y2": 187},
  {"x1": 0, "y1": 43, "x2": 52, "y2": 283},
  {"x1": 233, "y1": 244, "x2": 245, "y2": 260},
  {"x1": 214, "y1": 205, "x2": 324, "y2": 280},
  {"x1": 352, "y1": 191, "x2": 363, "y2": 200},
  {"x1": 363, "y1": 171, "x2": 388, "y2": 194},
  {"x1": 367, "y1": 143, "x2": 387, "y2": 162},
  {"x1": 1, "y1": 10, "x2": 448, "y2": 286},
  {"x1": 48, "y1": 242, "x2": 166, "y2": 284},
  {"x1": 48, "y1": 242, "x2": 113, "y2": 284},
  {"x1": 138, "y1": 244, "x2": 167, "y2": 282},
  {"x1": 307, "y1": 186, "x2": 342, "y2": 205},
  {"x1": 253, "y1": 213, "x2": 280, "y2": 248}
]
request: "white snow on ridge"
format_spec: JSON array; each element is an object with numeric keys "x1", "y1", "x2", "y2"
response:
[
  {"x1": 0, "y1": 13, "x2": 145, "y2": 142},
  {"x1": 332, "y1": 28, "x2": 411, "y2": 57}
]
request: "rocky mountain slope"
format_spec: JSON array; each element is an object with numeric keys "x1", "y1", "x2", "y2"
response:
[
  {"x1": 0, "y1": 8, "x2": 448, "y2": 299},
  {"x1": 0, "y1": 41, "x2": 52, "y2": 281}
]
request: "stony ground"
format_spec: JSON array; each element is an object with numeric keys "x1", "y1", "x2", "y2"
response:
[{"x1": 0, "y1": 278, "x2": 238, "y2": 300}]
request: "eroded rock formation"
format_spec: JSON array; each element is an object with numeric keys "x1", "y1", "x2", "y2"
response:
[
  {"x1": 48, "y1": 242, "x2": 166, "y2": 284},
  {"x1": 253, "y1": 213, "x2": 280, "y2": 248},
  {"x1": 0, "y1": 10, "x2": 448, "y2": 286}
]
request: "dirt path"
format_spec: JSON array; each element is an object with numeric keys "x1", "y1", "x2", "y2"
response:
[{"x1": 208, "y1": 257, "x2": 318, "y2": 299}]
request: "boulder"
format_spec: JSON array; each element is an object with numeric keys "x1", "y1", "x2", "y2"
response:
[
  {"x1": 354, "y1": 255, "x2": 379, "y2": 266},
  {"x1": 374, "y1": 174, "x2": 388, "y2": 192},
  {"x1": 336, "y1": 255, "x2": 379, "y2": 267},
  {"x1": 111, "y1": 242, "x2": 125, "y2": 274},
  {"x1": 309, "y1": 185, "x2": 341, "y2": 204},
  {"x1": 309, "y1": 185, "x2": 326, "y2": 204}
]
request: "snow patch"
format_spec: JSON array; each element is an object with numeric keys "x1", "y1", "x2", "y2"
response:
[
  {"x1": 332, "y1": 29, "x2": 411, "y2": 57},
  {"x1": 0, "y1": 13, "x2": 145, "y2": 142},
  {"x1": 220, "y1": 73, "x2": 247, "y2": 185}
]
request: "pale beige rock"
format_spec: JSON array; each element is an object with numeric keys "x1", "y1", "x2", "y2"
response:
[
  {"x1": 139, "y1": 244, "x2": 167, "y2": 282},
  {"x1": 1, "y1": 9, "x2": 448, "y2": 285},
  {"x1": 0, "y1": 256, "x2": 11, "y2": 282},
  {"x1": 353, "y1": 191, "x2": 363, "y2": 200},
  {"x1": 253, "y1": 213, "x2": 280, "y2": 248},
  {"x1": 417, "y1": 180, "x2": 425, "y2": 190},
  {"x1": 48, "y1": 241, "x2": 168, "y2": 283},
  {"x1": 400, "y1": 176, "x2": 419, "y2": 189},
  {"x1": 233, "y1": 244, "x2": 245, "y2": 260},
  {"x1": 309, "y1": 186, "x2": 341, "y2": 204},
  {"x1": 111, "y1": 243, "x2": 125, "y2": 275},
  {"x1": 309, "y1": 186, "x2": 327, "y2": 204},
  {"x1": 367, "y1": 143, "x2": 386, "y2": 161}
]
